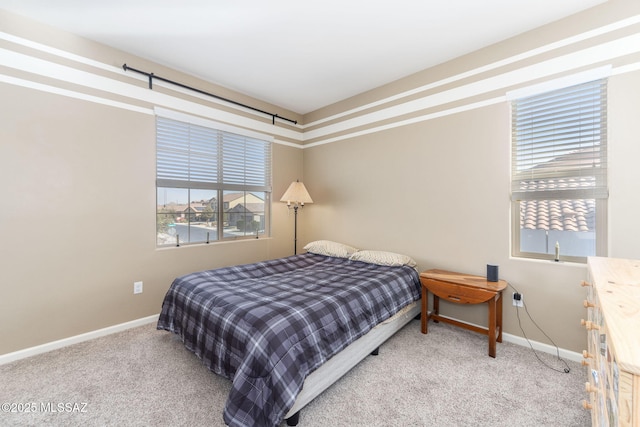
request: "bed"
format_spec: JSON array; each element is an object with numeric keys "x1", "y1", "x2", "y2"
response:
[{"x1": 157, "y1": 241, "x2": 421, "y2": 427}]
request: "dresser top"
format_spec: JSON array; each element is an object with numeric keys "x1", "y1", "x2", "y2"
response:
[{"x1": 588, "y1": 256, "x2": 640, "y2": 375}]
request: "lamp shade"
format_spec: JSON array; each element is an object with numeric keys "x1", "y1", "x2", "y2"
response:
[{"x1": 280, "y1": 180, "x2": 313, "y2": 205}]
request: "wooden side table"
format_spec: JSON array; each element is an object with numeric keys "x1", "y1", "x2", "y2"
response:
[{"x1": 420, "y1": 269, "x2": 507, "y2": 358}]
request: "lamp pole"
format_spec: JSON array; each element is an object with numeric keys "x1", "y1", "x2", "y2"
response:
[
  {"x1": 280, "y1": 180, "x2": 313, "y2": 256},
  {"x1": 293, "y1": 204, "x2": 299, "y2": 255}
]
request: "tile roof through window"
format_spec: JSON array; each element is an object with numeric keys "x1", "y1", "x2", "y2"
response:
[{"x1": 520, "y1": 199, "x2": 595, "y2": 232}]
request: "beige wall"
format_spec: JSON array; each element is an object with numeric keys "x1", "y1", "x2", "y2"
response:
[
  {"x1": 2, "y1": 0, "x2": 640, "y2": 356},
  {"x1": 0, "y1": 11, "x2": 303, "y2": 355},
  {"x1": 300, "y1": 0, "x2": 640, "y2": 353}
]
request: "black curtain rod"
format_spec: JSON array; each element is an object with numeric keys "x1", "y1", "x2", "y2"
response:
[{"x1": 122, "y1": 63, "x2": 297, "y2": 125}]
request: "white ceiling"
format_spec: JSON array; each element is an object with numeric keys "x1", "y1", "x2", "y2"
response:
[{"x1": 0, "y1": 0, "x2": 606, "y2": 114}]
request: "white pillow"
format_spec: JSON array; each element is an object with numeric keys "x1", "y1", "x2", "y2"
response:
[
  {"x1": 303, "y1": 240, "x2": 359, "y2": 258},
  {"x1": 349, "y1": 250, "x2": 417, "y2": 267}
]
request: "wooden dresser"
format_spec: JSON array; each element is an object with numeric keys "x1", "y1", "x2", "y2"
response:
[{"x1": 582, "y1": 257, "x2": 640, "y2": 426}]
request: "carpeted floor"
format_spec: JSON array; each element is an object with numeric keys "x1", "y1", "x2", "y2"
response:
[{"x1": 0, "y1": 319, "x2": 590, "y2": 426}]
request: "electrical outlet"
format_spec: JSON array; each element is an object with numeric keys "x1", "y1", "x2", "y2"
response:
[
  {"x1": 133, "y1": 281, "x2": 143, "y2": 294},
  {"x1": 512, "y1": 292, "x2": 523, "y2": 307}
]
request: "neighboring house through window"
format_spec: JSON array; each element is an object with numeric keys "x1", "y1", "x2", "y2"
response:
[
  {"x1": 155, "y1": 109, "x2": 272, "y2": 247},
  {"x1": 510, "y1": 76, "x2": 608, "y2": 263}
]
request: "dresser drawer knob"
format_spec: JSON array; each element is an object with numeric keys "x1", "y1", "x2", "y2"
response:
[
  {"x1": 585, "y1": 382, "x2": 598, "y2": 393},
  {"x1": 581, "y1": 319, "x2": 600, "y2": 330},
  {"x1": 580, "y1": 280, "x2": 592, "y2": 287},
  {"x1": 582, "y1": 350, "x2": 594, "y2": 359},
  {"x1": 582, "y1": 400, "x2": 593, "y2": 410},
  {"x1": 583, "y1": 300, "x2": 595, "y2": 308}
]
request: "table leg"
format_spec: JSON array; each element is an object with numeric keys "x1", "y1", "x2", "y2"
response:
[
  {"x1": 421, "y1": 287, "x2": 428, "y2": 334},
  {"x1": 496, "y1": 291, "x2": 503, "y2": 343},
  {"x1": 488, "y1": 295, "x2": 497, "y2": 358},
  {"x1": 433, "y1": 295, "x2": 439, "y2": 323}
]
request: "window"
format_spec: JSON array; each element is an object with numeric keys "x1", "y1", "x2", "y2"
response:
[
  {"x1": 155, "y1": 112, "x2": 271, "y2": 247},
  {"x1": 511, "y1": 79, "x2": 607, "y2": 262}
]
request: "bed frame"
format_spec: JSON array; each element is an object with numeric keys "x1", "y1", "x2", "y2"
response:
[{"x1": 284, "y1": 302, "x2": 420, "y2": 425}]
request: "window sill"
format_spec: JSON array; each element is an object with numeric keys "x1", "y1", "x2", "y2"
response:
[
  {"x1": 155, "y1": 236, "x2": 272, "y2": 251},
  {"x1": 508, "y1": 256, "x2": 587, "y2": 269}
]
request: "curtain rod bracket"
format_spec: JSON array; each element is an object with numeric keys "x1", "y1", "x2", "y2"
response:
[{"x1": 122, "y1": 63, "x2": 297, "y2": 126}]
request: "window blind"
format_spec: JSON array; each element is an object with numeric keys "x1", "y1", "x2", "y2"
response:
[
  {"x1": 511, "y1": 79, "x2": 607, "y2": 201},
  {"x1": 156, "y1": 116, "x2": 272, "y2": 193}
]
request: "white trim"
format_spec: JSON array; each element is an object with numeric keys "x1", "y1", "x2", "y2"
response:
[
  {"x1": 303, "y1": 33, "x2": 640, "y2": 143},
  {"x1": 303, "y1": 97, "x2": 505, "y2": 148},
  {"x1": 2, "y1": 19, "x2": 640, "y2": 149},
  {"x1": 502, "y1": 332, "x2": 583, "y2": 364},
  {"x1": 302, "y1": 59, "x2": 640, "y2": 148},
  {"x1": 0, "y1": 72, "x2": 298, "y2": 148},
  {"x1": 611, "y1": 61, "x2": 640, "y2": 76},
  {"x1": 274, "y1": 138, "x2": 305, "y2": 149},
  {"x1": 435, "y1": 314, "x2": 583, "y2": 363},
  {"x1": 0, "y1": 47, "x2": 302, "y2": 142},
  {"x1": 0, "y1": 314, "x2": 583, "y2": 372},
  {"x1": 0, "y1": 31, "x2": 122, "y2": 75},
  {"x1": 0, "y1": 74, "x2": 154, "y2": 115},
  {"x1": 302, "y1": 14, "x2": 640, "y2": 129},
  {"x1": 0, "y1": 31, "x2": 304, "y2": 131},
  {"x1": 506, "y1": 65, "x2": 612, "y2": 100},
  {"x1": 3, "y1": 51, "x2": 638, "y2": 152},
  {"x1": 0, "y1": 314, "x2": 159, "y2": 366},
  {"x1": 0, "y1": 311, "x2": 583, "y2": 370},
  {"x1": 3, "y1": 13, "x2": 640, "y2": 134},
  {"x1": 508, "y1": 256, "x2": 588, "y2": 269}
]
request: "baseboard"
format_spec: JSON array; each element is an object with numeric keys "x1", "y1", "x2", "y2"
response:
[
  {"x1": 0, "y1": 314, "x2": 159, "y2": 366},
  {"x1": 434, "y1": 314, "x2": 583, "y2": 363},
  {"x1": 502, "y1": 332, "x2": 583, "y2": 363},
  {"x1": 0, "y1": 312, "x2": 583, "y2": 366}
]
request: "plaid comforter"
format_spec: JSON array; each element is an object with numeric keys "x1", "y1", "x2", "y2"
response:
[{"x1": 157, "y1": 253, "x2": 420, "y2": 427}]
